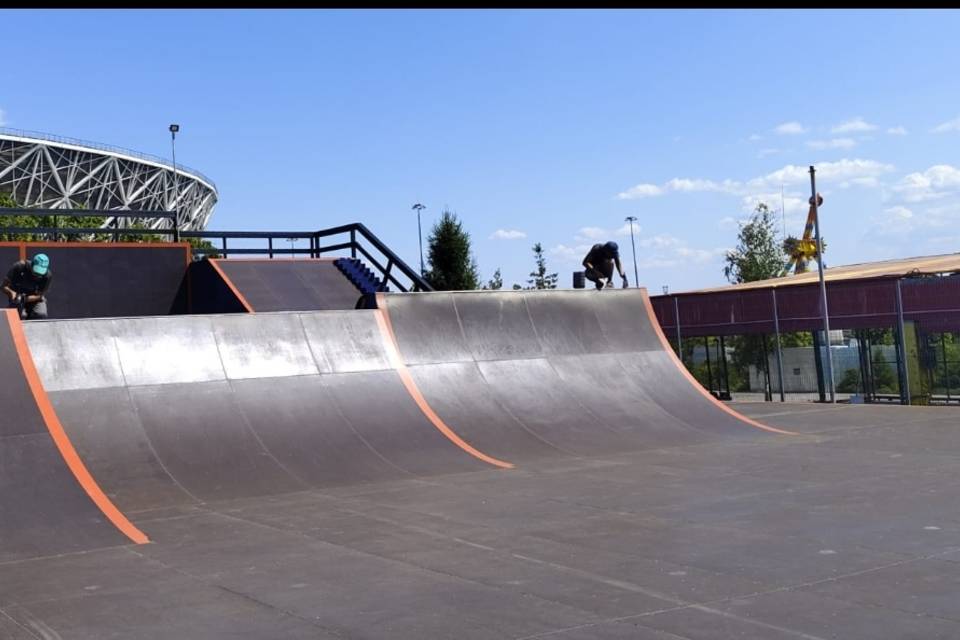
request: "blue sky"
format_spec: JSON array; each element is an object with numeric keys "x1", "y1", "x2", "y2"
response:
[{"x1": 3, "y1": 9, "x2": 960, "y2": 291}]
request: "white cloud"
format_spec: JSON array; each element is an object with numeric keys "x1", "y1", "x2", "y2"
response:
[
  {"x1": 806, "y1": 138, "x2": 857, "y2": 150},
  {"x1": 618, "y1": 177, "x2": 740, "y2": 200},
  {"x1": 675, "y1": 246, "x2": 728, "y2": 263},
  {"x1": 549, "y1": 243, "x2": 593, "y2": 263},
  {"x1": 931, "y1": 116, "x2": 960, "y2": 133},
  {"x1": 638, "y1": 234, "x2": 682, "y2": 250},
  {"x1": 774, "y1": 121, "x2": 807, "y2": 135},
  {"x1": 550, "y1": 232, "x2": 723, "y2": 272},
  {"x1": 839, "y1": 176, "x2": 882, "y2": 190},
  {"x1": 885, "y1": 205, "x2": 914, "y2": 220},
  {"x1": 871, "y1": 206, "x2": 915, "y2": 235},
  {"x1": 613, "y1": 222, "x2": 635, "y2": 237},
  {"x1": 831, "y1": 117, "x2": 877, "y2": 134},
  {"x1": 663, "y1": 178, "x2": 724, "y2": 192},
  {"x1": 718, "y1": 216, "x2": 741, "y2": 229},
  {"x1": 576, "y1": 227, "x2": 609, "y2": 240},
  {"x1": 616, "y1": 183, "x2": 663, "y2": 199},
  {"x1": 887, "y1": 126, "x2": 908, "y2": 136},
  {"x1": 893, "y1": 164, "x2": 960, "y2": 202},
  {"x1": 748, "y1": 159, "x2": 895, "y2": 191},
  {"x1": 574, "y1": 223, "x2": 635, "y2": 242},
  {"x1": 748, "y1": 134, "x2": 763, "y2": 142},
  {"x1": 617, "y1": 159, "x2": 894, "y2": 205},
  {"x1": 757, "y1": 148, "x2": 780, "y2": 158},
  {"x1": 740, "y1": 192, "x2": 807, "y2": 219},
  {"x1": 489, "y1": 229, "x2": 526, "y2": 240}
]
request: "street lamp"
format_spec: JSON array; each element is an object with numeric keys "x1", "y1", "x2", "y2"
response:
[
  {"x1": 809, "y1": 166, "x2": 835, "y2": 404},
  {"x1": 168, "y1": 124, "x2": 180, "y2": 242},
  {"x1": 625, "y1": 215, "x2": 639, "y2": 288},
  {"x1": 412, "y1": 203, "x2": 426, "y2": 275}
]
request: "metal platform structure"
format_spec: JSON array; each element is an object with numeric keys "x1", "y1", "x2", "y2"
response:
[{"x1": 0, "y1": 128, "x2": 218, "y2": 231}]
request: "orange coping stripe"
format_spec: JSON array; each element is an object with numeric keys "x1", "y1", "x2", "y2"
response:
[
  {"x1": 374, "y1": 297, "x2": 514, "y2": 470},
  {"x1": 5, "y1": 310, "x2": 150, "y2": 544},
  {"x1": 638, "y1": 290, "x2": 797, "y2": 436},
  {"x1": 208, "y1": 259, "x2": 255, "y2": 313}
]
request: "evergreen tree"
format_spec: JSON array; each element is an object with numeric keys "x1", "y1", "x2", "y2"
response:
[
  {"x1": 424, "y1": 209, "x2": 480, "y2": 290},
  {"x1": 526, "y1": 242, "x2": 558, "y2": 289}
]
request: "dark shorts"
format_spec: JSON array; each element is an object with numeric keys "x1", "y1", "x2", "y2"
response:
[
  {"x1": 584, "y1": 260, "x2": 614, "y2": 282},
  {"x1": 8, "y1": 297, "x2": 47, "y2": 320}
]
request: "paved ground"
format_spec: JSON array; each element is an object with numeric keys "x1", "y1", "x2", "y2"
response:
[
  {"x1": 4, "y1": 289, "x2": 960, "y2": 639},
  {"x1": 3, "y1": 401, "x2": 960, "y2": 639}
]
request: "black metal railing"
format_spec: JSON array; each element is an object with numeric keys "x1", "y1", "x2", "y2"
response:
[
  {"x1": 182, "y1": 223, "x2": 432, "y2": 292},
  {"x1": 0, "y1": 208, "x2": 431, "y2": 292}
]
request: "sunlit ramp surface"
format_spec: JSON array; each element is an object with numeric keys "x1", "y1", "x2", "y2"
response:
[
  {"x1": 51, "y1": 291, "x2": 960, "y2": 640},
  {"x1": 209, "y1": 258, "x2": 366, "y2": 311}
]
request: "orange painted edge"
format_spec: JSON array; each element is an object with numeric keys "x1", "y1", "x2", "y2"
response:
[
  {"x1": 208, "y1": 259, "x2": 255, "y2": 313},
  {"x1": 639, "y1": 290, "x2": 797, "y2": 436},
  {"x1": 5, "y1": 309, "x2": 150, "y2": 544},
  {"x1": 374, "y1": 295, "x2": 514, "y2": 469}
]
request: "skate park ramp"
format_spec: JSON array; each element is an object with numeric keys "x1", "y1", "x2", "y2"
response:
[
  {"x1": 206, "y1": 258, "x2": 365, "y2": 311},
  {"x1": 15, "y1": 289, "x2": 786, "y2": 524},
  {"x1": 0, "y1": 310, "x2": 144, "y2": 564},
  {"x1": 38, "y1": 290, "x2": 960, "y2": 638}
]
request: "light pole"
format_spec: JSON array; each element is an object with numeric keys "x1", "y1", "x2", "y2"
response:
[
  {"x1": 168, "y1": 124, "x2": 180, "y2": 242},
  {"x1": 809, "y1": 166, "x2": 835, "y2": 403},
  {"x1": 625, "y1": 215, "x2": 639, "y2": 288},
  {"x1": 412, "y1": 203, "x2": 426, "y2": 275},
  {"x1": 287, "y1": 237, "x2": 297, "y2": 260}
]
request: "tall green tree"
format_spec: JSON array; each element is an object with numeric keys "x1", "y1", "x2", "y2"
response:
[
  {"x1": 526, "y1": 242, "x2": 558, "y2": 290},
  {"x1": 721, "y1": 202, "x2": 788, "y2": 393},
  {"x1": 424, "y1": 209, "x2": 480, "y2": 291},
  {"x1": 723, "y1": 203, "x2": 786, "y2": 284}
]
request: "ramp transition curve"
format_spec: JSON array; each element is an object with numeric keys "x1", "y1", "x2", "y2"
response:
[{"x1": 6, "y1": 289, "x2": 788, "y2": 560}]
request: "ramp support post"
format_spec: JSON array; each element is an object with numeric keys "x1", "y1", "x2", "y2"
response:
[
  {"x1": 718, "y1": 335, "x2": 731, "y2": 401},
  {"x1": 704, "y1": 337, "x2": 714, "y2": 397},
  {"x1": 673, "y1": 296, "x2": 683, "y2": 360},
  {"x1": 895, "y1": 278, "x2": 909, "y2": 405},
  {"x1": 772, "y1": 289, "x2": 785, "y2": 402}
]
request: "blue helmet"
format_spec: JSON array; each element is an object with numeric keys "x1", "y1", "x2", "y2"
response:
[{"x1": 31, "y1": 253, "x2": 50, "y2": 276}]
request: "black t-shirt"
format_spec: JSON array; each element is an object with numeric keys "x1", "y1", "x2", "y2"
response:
[
  {"x1": 5, "y1": 261, "x2": 52, "y2": 296},
  {"x1": 584, "y1": 243, "x2": 618, "y2": 265}
]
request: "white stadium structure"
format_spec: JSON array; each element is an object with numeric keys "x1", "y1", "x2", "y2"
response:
[{"x1": 0, "y1": 128, "x2": 217, "y2": 230}]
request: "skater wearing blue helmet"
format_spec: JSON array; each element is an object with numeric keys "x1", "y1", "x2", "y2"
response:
[
  {"x1": 582, "y1": 241, "x2": 627, "y2": 290},
  {"x1": 3, "y1": 253, "x2": 52, "y2": 319}
]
